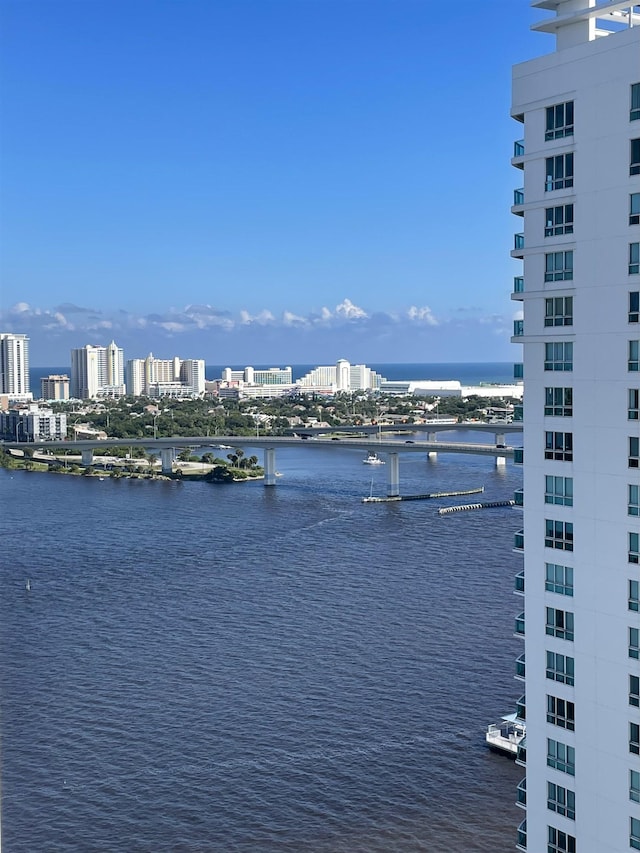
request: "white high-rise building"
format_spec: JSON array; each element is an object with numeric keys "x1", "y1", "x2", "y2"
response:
[
  {"x1": 0, "y1": 333, "x2": 31, "y2": 400},
  {"x1": 297, "y1": 360, "x2": 385, "y2": 393},
  {"x1": 125, "y1": 354, "x2": 205, "y2": 397},
  {"x1": 70, "y1": 341, "x2": 125, "y2": 399},
  {"x1": 511, "y1": 4, "x2": 640, "y2": 852}
]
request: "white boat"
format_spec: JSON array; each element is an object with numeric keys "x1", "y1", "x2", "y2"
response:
[
  {"x1": 485, "y1": 713, "x2": 525, "y2": 757},
  {"x1": 363, "y1": 452, "x2": 385, "y2": 465}
]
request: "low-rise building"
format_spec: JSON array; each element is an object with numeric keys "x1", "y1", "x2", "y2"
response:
[{"x1": 0, "y1": 404, "x2": 67, "y2": 442}]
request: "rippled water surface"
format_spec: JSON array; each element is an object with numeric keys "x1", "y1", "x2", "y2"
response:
[{"x1": 1, "y1": 440, "x2": 523, "y2": 852}]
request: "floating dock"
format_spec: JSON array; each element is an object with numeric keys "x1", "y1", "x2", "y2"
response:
[
  {"x1": 362, "y1": 486, "x2": 484, "y2": 504},
  {"x1": 438, "y1": 499, "x2": 515, "y2": 515}
]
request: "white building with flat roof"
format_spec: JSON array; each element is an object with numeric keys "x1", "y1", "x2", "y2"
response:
[
  {"x1": 126, "y1": 354, "x2": 205, "y2": 397},
  {"x1": 0, "y1": 333, "x2": 31, "y2": 400},
  {"x1": 510, "y1": 3, "x2": 640, "y2": 851},
  {"x1": 40, "y1": 374, "x2": 70, "y2": 401},
  {"x1": 0, "y1": 404, "x2": 67, "y2": 442}
]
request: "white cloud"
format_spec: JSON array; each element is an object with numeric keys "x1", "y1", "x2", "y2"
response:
[
  {"x1": 407, "y1": 305, "x2": 438, "y2": 325},
  {"x1": 239, "y1": 309, "x2": 275, "y2": 325},
  {"x1": 335, "y1": 298, "x2": 367, "y2": 320},
  {"x1": 282, "y1": 311, "x2": 308, "y2": 327}
]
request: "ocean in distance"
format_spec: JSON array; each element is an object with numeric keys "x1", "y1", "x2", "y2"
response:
[
  {"x1": 29, "y1": 362, "x2": 515, "y2": 390},
  {"x1": 1, "y1": 437, "x2": 523, "y2": 852}
]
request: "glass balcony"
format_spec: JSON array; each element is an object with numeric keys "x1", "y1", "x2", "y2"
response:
[
  {"x1": 513, "y1": 362, "x2": 524, "y2": 379},
  {"x1": 514, "y1": 571, "x2": 525, "y2": 595},
  {"x1": 515, "y1": 611, "x2": 525, "y2": 637},
  {"x1": 514, "y1": 139, "x2": 525, "y2": 157},
  {"x1": 516, "y1": 694, "x2": 526, "y2": 722},
  {"x1": 514, "y1": 233, "x2": 525, "y2": 250},
  {"x1": 514, "y1": 529, "x2": 524, "y2": 551},
  {"x1": 513, "y1": 188, "x2": 525, "y2": 206},
  {"x1": 513, "y1": 320, "x2": 524, "y2": 337},
  {"x1": 514, "y1": 447, "x2": 524, "y2": 464},
  {"x1": 516, "y1": 818, "x2": 527, "y2": 851},
  {"x1": 516, "y1": 737, "x2": 527, "y2": 767},
  {"x1": 514, "y1": 488, "x2": 524, "y2": 507},
  {"x1": 513, "y1": 404, "x2": 523, "y2": 422},
  {"x1": 515, "y1": 652, "x2": 526, "y2": 681},
  {"x1": 516, "y1": 777, "x2": 527, "y2": 809},
  {"x1": 513, "y1": 276, "x2": 524, "y2": 293}
]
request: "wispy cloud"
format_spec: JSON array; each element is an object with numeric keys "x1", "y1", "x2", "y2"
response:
[{"x1": 0, "y1": 299, "x2": 515, "y2": 363}]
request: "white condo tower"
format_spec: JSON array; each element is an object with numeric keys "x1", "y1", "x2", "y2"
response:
[
  {"x1": 511, "y1": 2, "x2": 640, "y2": 852},
  {"x1": 0, "y1": 333, "x2": 30, "y2": 398}
]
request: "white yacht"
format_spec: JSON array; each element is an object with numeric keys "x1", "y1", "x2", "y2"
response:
[{"x1": 485, "y1": 713, "x2": 525, "y2": 758}]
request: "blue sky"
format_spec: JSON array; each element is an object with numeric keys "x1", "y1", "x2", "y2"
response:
[{"x1": 0, "y1": 0, "x2": 547, "y2": 365}]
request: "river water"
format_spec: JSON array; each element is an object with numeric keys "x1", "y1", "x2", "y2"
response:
[{"x1": 1, "y1": 438, "x2": 523, "y2": 852}]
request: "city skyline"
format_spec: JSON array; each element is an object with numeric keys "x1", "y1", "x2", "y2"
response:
[{"x1": 0, "y1": 0, "x2": 548, "y2": 365}]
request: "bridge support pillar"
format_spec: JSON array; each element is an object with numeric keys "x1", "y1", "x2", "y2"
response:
[
  {"x1": 264, "y1": 448, "x2": 277, "y2": 486},
  {"x1": 81, "y1": 449, "x2": 94, "y2": 466},
  {"x1": 161, "y1": 448, "x2": 174, "y2": 474},
  {"x1": 496, "y1": 455, "x2": 506, "y2": 468},
  {"x1": 387, "y1": 453, "x2": 400, "y2": 497},
  {"x1": 427, "y1": 432, "x2": 437, "y2": 459},
  {"x1": 495, "y1": 433, "x2": 506, "y2": 467}
]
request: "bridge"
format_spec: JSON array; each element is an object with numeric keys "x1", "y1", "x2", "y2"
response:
[{"x1": 1, "y1": 421, "x2": 521, "y2": 497}]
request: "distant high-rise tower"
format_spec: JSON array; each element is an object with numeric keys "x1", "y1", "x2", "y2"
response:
[
  {"x1": 510, "y1": 3, "x2": 640, "y2": 852},
  {"x1": 0, "y1": 333, "x2": 30, "y2": 399},
  {"x1": 125, "y1": 353, "x2": 205, "y2": 397},
  {"x1": 70, "y1": 341, "x2": 125, "y2": 399}
]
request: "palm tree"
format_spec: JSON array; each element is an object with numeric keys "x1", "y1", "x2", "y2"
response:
[{"x1": 147, "y1": 453, "x2": 158, "y2": 475}]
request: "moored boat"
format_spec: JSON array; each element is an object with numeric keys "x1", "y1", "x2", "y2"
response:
[{"x1": 485, "y1": 713, "x2": 525, "y2": 758}]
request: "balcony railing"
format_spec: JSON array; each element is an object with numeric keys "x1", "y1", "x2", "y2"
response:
[
  {"x1": 514, "y1": 488, "x2": 524, "y2": 507},
  {"x1": 516, "y1": 777, "x2": 527, "y2": 809},
  {"x1": 516, "y1": 694, "x2": 526, "y2": 722},
  {"x1": 515, "y1": 612, "x2": 525, "y2": 637},
  {"x1": 513, "y1": 188, "x2": 525, "y2": 206},
  {"x1": 514, "y1": 233, "x2": 525, "y2": 250},
  {"x1": 513, "y1": 276, "x2": 524, "y2": 293},
  {"x1": 514, "y1": 530, "x2": 524, "y2": 551},
  {"x1": 514, "y1": 139, "x2": 525, "y2": 158},
  {"x1": 514, "y1": 571, "x2": 525, "y2": 595},
  {"x1": 516, "y1": 737, "x2": 527, "y2": 767},
  {"x1": 514, "y1": 447, "x2": 524, "y2": 464},
  {"x1": 516, "y1": 818, "x2": 527, "y2": 851},
  {"x1": 513, "y1": 362, "x2": 523, "y2": 379},
  {"x1": 515, "y1": 653, "x2": 526, "y2": 681},
  {"x1": 513, "y1": 320, "x2": 524, "y2": 337}
]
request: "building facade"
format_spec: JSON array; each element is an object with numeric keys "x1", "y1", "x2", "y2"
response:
[
  {"x1": 40, "y1": 374, "x2": 70, "y2": 401},
  {"x1": 126, "y1": 354, "x2": 206, "y2": 397},
  {"x1": 511, "y1": 3, "x2": 640, "y2": 851},
  {"x1": 0, "y1": 333, "x2": 31, "y2": 400},
  {"x1": 0, "y1": 404, "x2": 67, "y2": 442},
  {"x1": 297, "y1": 360, "x2": 385, "y2": 394},
  {"x1": 71, "y1": 342, "x2": 126, "y2": 399}
]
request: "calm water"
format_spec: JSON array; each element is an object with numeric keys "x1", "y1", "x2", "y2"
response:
[{"x1": 1, "y1": 440, "x2": 523, "y2": 852}]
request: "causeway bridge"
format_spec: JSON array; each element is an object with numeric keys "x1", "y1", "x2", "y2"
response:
[{"x1": 1, "y1": 422, "x2": 521, "y2": 497}]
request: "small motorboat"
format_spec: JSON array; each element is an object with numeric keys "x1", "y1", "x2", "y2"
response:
[{"x1": 363, "y1": 452, "x2": 385, "y2": 465}]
